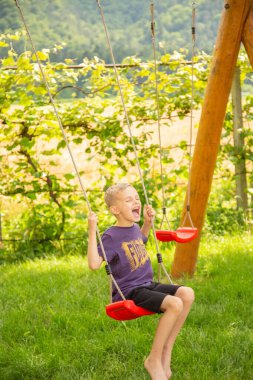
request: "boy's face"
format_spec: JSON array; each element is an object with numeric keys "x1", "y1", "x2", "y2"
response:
[{"x1": 110, "y1": 186, "x2": 141, "y2": 224}]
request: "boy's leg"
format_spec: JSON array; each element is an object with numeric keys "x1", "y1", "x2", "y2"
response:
[
  {"x1": 161, "y1": 286, "x2": 195, "y2": 378},
  {"x1": 144, "y1": 295, "x2": 183, "y2": 380}
]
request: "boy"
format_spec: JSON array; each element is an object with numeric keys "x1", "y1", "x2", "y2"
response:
[{"x1": 88, "y1": 183, "x2": 194, "y2": 380}]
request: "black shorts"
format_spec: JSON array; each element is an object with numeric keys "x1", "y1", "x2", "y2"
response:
[{"x1": 126, "y1": 282, "x2": 182, "y2": 313}]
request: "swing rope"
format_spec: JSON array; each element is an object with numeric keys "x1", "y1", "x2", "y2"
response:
[
  {"x1": 14, "y1": 0, "x2": 125, "y2": 302},
  {"x1": 150, "y1": 1, "x2": 197, "y2": 230},
  {"x1": 182, "y1": 2, "x2": 197, "y2": 228},
  {"x1": 96, "y1": 0, "x2": 173, "y2": 284},
  {"x1": 150, "y1": 2, "x2": 170, "y2": 230}
]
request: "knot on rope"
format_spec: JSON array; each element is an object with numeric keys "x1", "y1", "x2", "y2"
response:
[{"x1": 105, "y1": 264, "x2": 112, "y2": 275}]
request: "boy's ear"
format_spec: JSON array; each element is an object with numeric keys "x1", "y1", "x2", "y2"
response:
[{"x1": 110, "y1": 205, "x2": 120, "y2": 215}]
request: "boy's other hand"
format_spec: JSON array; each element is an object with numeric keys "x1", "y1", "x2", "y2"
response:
[
  {"x1": 88, "y1": 212, "x2": 98, "y2": 231},
  {"x1": 143, "y1": 204, "x2": 155, "y2": 224}
]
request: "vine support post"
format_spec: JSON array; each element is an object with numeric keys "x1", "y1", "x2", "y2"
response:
[{"x1": 231, "y1": 66, "x2": 248, "y2": 212}]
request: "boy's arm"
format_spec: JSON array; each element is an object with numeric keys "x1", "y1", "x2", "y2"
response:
[
  {"x1": 87, "y1": 212, "x2": 103, "y2": 270},
  {"x1": 141, "y1": 205, "x2": 156, "y2": 238}
]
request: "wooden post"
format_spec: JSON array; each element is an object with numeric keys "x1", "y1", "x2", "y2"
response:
[
  {"x1": 242, "y1": 2, "x2": 253, "y2": 67},
  {"x1": 231, "y1": 66, "x2": 248, "y2": 212},
  {"x1": 171, "y1": 0, "x2": 252, "y2": 278}
]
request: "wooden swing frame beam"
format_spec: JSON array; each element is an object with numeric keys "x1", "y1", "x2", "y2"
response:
[{"x1": 172, "y1": 0, "x2": 253, "y2": 278}]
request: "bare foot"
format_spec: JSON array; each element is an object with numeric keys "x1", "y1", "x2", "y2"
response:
[
  {"x1": 162, "y1": 359, "x2": 172, "y2": 379},
  {"x1": 144, "y1": 357, "x2": 167, "y2": 380},
  {"x1": 165, "y1": 368, "x2": 172, "y2": 379},
  {"x1": 162, "y1": 355, "x2": 172, "y2": 379}
]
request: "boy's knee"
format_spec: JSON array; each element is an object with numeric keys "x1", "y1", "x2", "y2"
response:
[
  {"x1": 176, "y1": 286, "x2": 195, "y2": 305},
  {"x1": 162, "y1": 296, "x2": 183, "y2": 315},
  {"x1": 171, "y1": 297, "x2": 184, "y2": 315}
]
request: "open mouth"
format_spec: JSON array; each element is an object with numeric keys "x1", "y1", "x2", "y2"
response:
[{"x1": 132, "y1": 207, "x2": 140, "y2": 218}]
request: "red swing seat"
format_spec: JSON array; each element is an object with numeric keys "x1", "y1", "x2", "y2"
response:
[
  {"x1": 156, "y1": 227, "x2": 198, "y2": 243},
  {"x1": 106, "y1": 300, "x2": 155, "y2": 321}
]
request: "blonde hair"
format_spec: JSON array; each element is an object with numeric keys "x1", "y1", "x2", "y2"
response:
[{"x1": 104, "y1": 183, "x2": 131, "y2": 208}]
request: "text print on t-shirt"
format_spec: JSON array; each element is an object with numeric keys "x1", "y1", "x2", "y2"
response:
[{"x1": 121, "y1": 238, "x2": 149, "y2": 271}]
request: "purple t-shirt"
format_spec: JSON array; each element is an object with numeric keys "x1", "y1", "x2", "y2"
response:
[{"x1": 98, "y1": 224, "x2": 153, "y2": 301}]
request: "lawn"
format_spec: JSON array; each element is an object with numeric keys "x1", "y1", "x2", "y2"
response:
[{"x1": 0, "y1": 234, "x2": 252, "y2": 380}]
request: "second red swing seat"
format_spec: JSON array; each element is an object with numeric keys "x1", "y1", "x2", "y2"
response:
[
  {"x1": 155, "y1": 227, "x2": 198, "y2": 243},
  {"x1": 106, "y1": 300, "x2": 155, "y2": 321}
]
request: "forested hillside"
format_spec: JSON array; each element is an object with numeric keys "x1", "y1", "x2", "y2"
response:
[{"x1": 1, "y1": 0, "x2": 222, "y2": 62}]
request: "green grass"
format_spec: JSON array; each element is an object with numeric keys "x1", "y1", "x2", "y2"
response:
[{"x1": 0, "y1": 234, "x2": 253, "y2": 380}]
